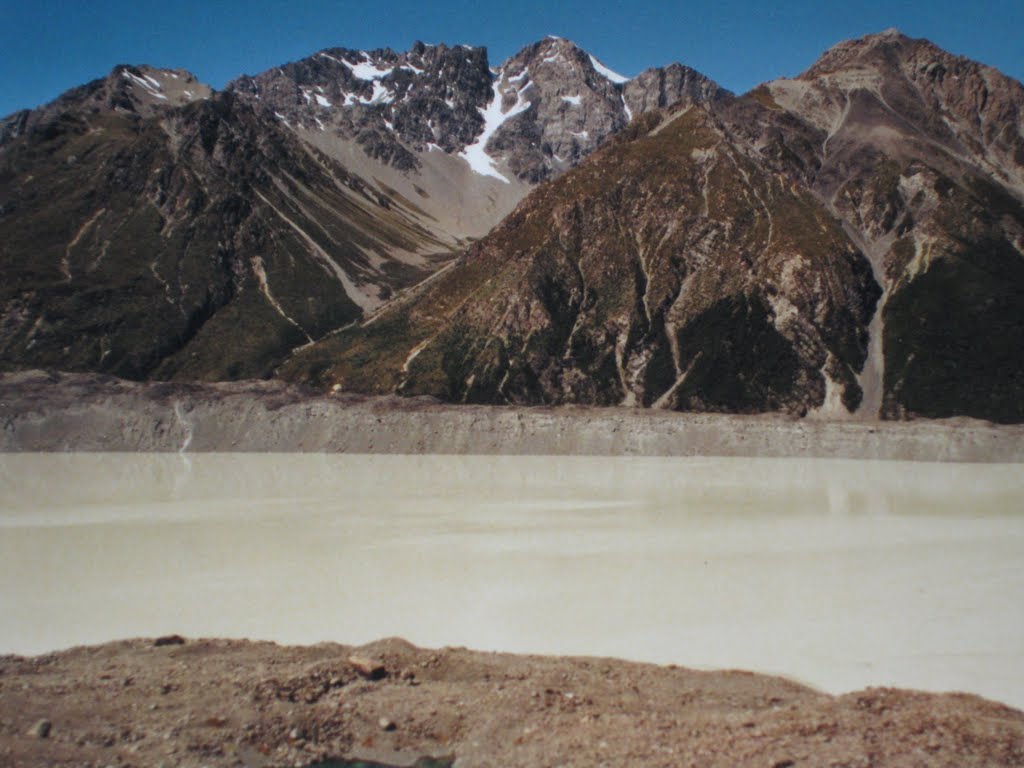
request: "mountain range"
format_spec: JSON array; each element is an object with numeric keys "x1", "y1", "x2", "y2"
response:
[{"x1": 2, "y1": 30, "x2": 1022, "y2": 422}]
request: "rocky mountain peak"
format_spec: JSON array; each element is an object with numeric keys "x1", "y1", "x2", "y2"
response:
[
  {"x1": 623, "y1": 62, "x2": 728, "y2": 118},
  {"x1": 226, "y1": 42, "x2": 496, "y2": 171},
  {"x1": 478, "y1": 36, "x2": 634, "y2": 181},
  {"x1": 767, "y1": 28, "x2": 1024, "y2": 198},
  {"x1": 107, "y1": 65, "x2": 212, "y2": 114},
  {"x1": 0, "y1": 65, "x2": 211, "y2": 146},
  {"x1": 502, "y1": 36, "x2": 628, "y2": 85},
  {"x1": 223, "y1": 36, "x2": 725, "y2": 185},
  {"x1": 475, "y1": 36, "x2": 725, "y2": 183},
  {"x1": 799, "y1": 29, "x2": 915, "y2": 76}
]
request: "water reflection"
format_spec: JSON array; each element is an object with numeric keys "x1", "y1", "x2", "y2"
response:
[
  {"x1": 3, "y1": 453, "x2": 1022, "y2": 523},
  {"x1": 1, "y1": 453, "x2": 1022, "y2": 708}
]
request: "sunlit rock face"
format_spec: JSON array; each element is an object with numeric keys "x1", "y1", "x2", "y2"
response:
[
  {"x1": 226, "y1": 36, "x2": 725, "y2": 183},
  {"x1": 758, "y1": 30, "x2": 1024, "y2": 422}
]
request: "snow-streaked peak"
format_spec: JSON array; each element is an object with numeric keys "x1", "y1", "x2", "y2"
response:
[
  {"x1": 122, "y1": 70, "x2": 168, "y2": 100},
  {"x1": 115, "y1": 66, "x2": 211, "y2": 108},
  {"x1": 588, "y1": 54, "x2": 629, "y2": 84}
]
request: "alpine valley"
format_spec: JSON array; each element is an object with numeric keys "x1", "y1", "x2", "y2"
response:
[{"x1": 2, "y1": 30, "x2": 1023, "y2": 422}]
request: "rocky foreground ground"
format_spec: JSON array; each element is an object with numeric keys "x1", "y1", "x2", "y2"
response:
[
  {"x1": 4, "y1": 372, "x2": 1024, "y2": 766},
  {"x1": 3, "y1": 637, "x2": 1024, "y2": 768},
  {"x1": 3, "y1": 370, "x2": 1024, "y2": 461}
]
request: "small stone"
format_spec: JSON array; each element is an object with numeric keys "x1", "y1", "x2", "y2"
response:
[
  {"x1": 28, "y1": 719, "x2": 52, "y2": 738},
  {"x1": 378, "y1": 717, "x2": 396, "y2": 732},
  {"x1": 348, "y1": 655, "x2": 386, "y2": 679},
  {"x1": 154, "y1": 635, "x2": 186, "y2": 647}
]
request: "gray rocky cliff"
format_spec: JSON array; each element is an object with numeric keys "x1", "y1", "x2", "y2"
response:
[{"x1": 225, "y1": 36, "x2": 726, "y2": 183}]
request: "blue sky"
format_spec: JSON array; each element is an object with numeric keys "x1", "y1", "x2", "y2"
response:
[{"x1": 2, "y1": 0, "x2": 1022, "y2": 117}]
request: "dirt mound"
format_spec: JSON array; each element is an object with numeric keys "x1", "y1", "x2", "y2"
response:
[{"x1": 2, "y1": 637, "x2": 1022, "y2": 767}]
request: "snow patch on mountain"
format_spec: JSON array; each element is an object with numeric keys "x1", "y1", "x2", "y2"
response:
[
  {"x1": 345, "y1": 54, "x2": 395, "y2": 81},
  {"x1": 122, "y1": 71, "x2": 168, "y2": 100},
  {"x1": 459, "y1": 78, "x2": 533, "y2": 182},
  {"x1": 588, "y1": 54, "x2": 629, "y2": 84},
  {"x1": 344, "y1": 81, "x2": 394, "y2": 106}
]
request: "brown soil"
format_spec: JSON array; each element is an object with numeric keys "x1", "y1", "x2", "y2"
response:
[{"x1": 2, "y1": 637, "x2": 1022, "y2": 768}]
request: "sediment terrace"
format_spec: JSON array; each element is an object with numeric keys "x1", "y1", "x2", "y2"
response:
[{"x1": 2, "y1": 370, "x2": 1023, "y2": 461}]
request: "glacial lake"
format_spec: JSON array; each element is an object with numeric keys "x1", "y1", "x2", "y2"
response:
[{"x1": 1, "y1": 453, "x2": 1023, "y2": 710}]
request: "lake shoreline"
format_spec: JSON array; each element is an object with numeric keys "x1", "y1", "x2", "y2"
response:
[
  {"x1": 3, "y1": 369, "x2": 1024, "y2": 461},
  {"x1": 2, "y1": 636, "x2": 1022, "y2": 768}
]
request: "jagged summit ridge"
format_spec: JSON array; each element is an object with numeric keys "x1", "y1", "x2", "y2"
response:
[
  {"x1": 0, "y1": 64, "x2": 211, "y2": 145},
  {"x1": 3, "y1": 35, "x2": 724, "y2": 187},
  {"x1": 225, "y1": 36, "x2": 725, "y2": 183}
]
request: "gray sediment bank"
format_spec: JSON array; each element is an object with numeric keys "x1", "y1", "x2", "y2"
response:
[{"x1": 2, "y1": 370, "x2": 1023, "y2": 461}]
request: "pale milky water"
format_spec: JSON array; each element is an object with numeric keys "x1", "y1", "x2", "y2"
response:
[{"x1": 1, "y1": 453, "x2": 1023, "y2": 709}]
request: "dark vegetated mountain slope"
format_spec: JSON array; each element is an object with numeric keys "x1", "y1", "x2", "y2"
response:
[
  {"x1": 282, "y1": 106, "x2": 880, "y2": 416},
  {"x1": 0, "y1": 40, "x2": 725, "y2": 385},
  {"x1": 283, "y1": 31, "x2": 1024, "y2": 422},
  {"x1": 0, "y1": 67, "x2": 455, "y2": 380}
]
